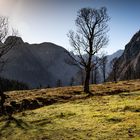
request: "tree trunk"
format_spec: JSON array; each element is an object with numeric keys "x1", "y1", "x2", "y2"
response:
[
  {"x1": 0, "y1": 93, "x2": 5, "y2": 115},
  {"x1": 103, "y1": 69, "x2": 106, "y2": 82},
  {"x1": 0, "y1": 82, "x2": 5, "y2": 115},
  {"x1": 113, "y1": 68, "x2": 117, "y2": 83},
  {"x1": 91, "y1": 69, "x2": 94, "y2": 84},
  {"x1": 94, "y1": 68, "x2": 97, "y2": 84},
  {"x1": 84, "y1": 68, "x2": 91, "y2": 93}
]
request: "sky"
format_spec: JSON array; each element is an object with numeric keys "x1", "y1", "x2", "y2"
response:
[{"x1": 0, "y1": 0, "x2": 140, "y2": 54}]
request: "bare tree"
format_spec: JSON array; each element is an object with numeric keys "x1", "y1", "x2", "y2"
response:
[
  {"x1": 0, "y1": 16, "x2": 18, "y2": 115},
  {"x1": 70, "y1": 77, "x2": 75, "y2": 86},
  {"x1": 92, "y1": 66, "x2": 100, "y2": 84},
  {"x1": 91, "y1": 56, "x2": 100, "y2": 84},
  {"x1": 56, "y1": 79, "x2": 62, "y2": 87},
  {"x1": 126, "y1": 63, "x2": 133, "y2": 80},
  {"x1": 68, "y1": 7, "x2": 109, "y2": 93},
  {"x1": 100, "y1": 55, "x2": 108, "y2": 82},
  {"x1": 76, "y1": 68, "x2": 85, "y2": 85},
  {"x1": 110, "y1": 57, "x2": 119, "y2": 82}
]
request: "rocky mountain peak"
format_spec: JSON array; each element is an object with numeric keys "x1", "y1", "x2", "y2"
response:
[
  {"x1": 109, "y1": 30, "x2": 140, "y2": 81},
  {"x1": 124, "y1": 30, "x2": 140, "y2": 61},
  {"x1": 4, "y1": 36, "x2": 24, "y2": 45},
  {"x1": 130, "y1": 30, "x2": 140, "y2": 42}
]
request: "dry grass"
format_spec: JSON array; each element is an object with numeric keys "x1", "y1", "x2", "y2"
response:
[
  {"x1": 0, "y1": 80, "x2": 140, "y2": 139},
  {"x1": 5, "y1": 79, "x2": 140, "y2": 106}
]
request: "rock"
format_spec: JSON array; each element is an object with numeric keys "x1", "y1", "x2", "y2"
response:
[
  {"x1": 21, "y1": 99, "x2": 30, "y2": 110},
  {"x1": 5, "y1": 105, "x2": 13, "y2": 115},
  {"x1": 29, "y1": 100, "x2": 40, "y2": 109},
  {"x1": 109, "y1": 30, "x2": 140, "y2": 80},
  {"x1": 10, "y1": 101, "x2": 20, "y2": 111}
]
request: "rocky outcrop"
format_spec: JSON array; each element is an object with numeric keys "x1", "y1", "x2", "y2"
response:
[{"x1": 111, "y1": 30, "x2": 140, "y2": 80}]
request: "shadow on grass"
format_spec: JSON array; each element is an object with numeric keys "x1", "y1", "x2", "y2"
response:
[
  {"x1": 30, "y1": 118, "x2": 52, "y2": 126},
  {"x1": 119, "y1": 91, "x2": 140, "y2": 97},
  {"x1": 90, "y1": 89, "x2": 130, "y2": 96},
  {"x1": 0, "y1": 116, "x2": 29, "y2": 134}
]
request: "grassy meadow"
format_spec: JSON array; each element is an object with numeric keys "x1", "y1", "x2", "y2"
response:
[{"x1": 0, "y1": 80, "x2": 140, "y2": 139}]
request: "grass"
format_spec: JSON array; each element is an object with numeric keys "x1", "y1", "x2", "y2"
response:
[{"x1": 1, "y1": 80, "x2": 140, "y2": 139}]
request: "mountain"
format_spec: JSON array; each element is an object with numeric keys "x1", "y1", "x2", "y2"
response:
[
  {"x1": 107, "y1": 50, "x2": 124, "y2": 63},
  {"x1": 0, "y1": 37, "x2": 79, "y2": 88},
  {"x1": 106, "y1": 49, "x2": 123, "y2": 75},
  {"x1": 0, "y1": 36, "x2": 125, "y2": 88},
  {"x1": 110, "y1": 30, "x2": 140, "y2": 80},
  {"x1": 90, "y1": 50, "x2": 123, "y2": 83}
]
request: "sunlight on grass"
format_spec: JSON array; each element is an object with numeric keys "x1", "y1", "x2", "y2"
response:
[{"x1": 1, "y1": 81, "x2": 140, "y2": 139}]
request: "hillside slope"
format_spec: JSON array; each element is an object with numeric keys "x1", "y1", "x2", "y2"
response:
[{"x1": 1, "y1": 80, "x2": 140, "y2": 140}]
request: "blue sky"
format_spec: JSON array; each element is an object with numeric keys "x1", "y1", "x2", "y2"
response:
[{"x1": 0, "y1": 0, "x2": 140, "y2": 54}]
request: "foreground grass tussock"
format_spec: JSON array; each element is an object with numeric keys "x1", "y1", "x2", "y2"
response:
[{"x1": 0, "y1": 80, "x2": 140, "y2": 139}]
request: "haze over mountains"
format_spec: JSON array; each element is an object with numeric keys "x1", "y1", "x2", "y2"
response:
[
  {"x1": 0, "y1": 36, "x2": 125, "y2": 89},
  {"x1": 105, "y1": 49, "x2": 123, "y2": 75},
  {"x1": 1, "y1": 30, "x2": 140, "y2": 89},
  {"x1": 0, "y1": 36, "x2": 124, "y2": 89}
]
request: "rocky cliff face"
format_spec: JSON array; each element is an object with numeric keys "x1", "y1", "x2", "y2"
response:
[
  {"x1": 113, "y1": 30, "x2": 140, "y2": 80},
  {"x1": 0, "y1": 37, "x2": 79, "y2": 88}
]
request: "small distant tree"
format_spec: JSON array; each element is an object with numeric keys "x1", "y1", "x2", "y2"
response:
[
  {"x1": 91, "y1": 56, "x2": 100, "y2": 84},
  {"x1": 110, "y1": 57, "x2": 119, "y2": 82},
  {"x1": 68, "y1": 7, "x2": 109, "y2": 94},
  {"x1": 92, "y1": 66, "x2": 100, "y2": 84},
  {"x1": 38, "y1": 83, "x2": 42, "y2": 89},
  {"x1": 47, "y1": 84, "x2": 51, "y2": 88},
  {"x1": 77, "y1": 68, "x2": 85, "y2": 85},
  {"x1": 100, "y1": 55, "x2": 108, "y2": 82},
  {"x1": 70, "y1": 77, "x2": 75, "y2": 86},
  {"x1": 56, "y1": 79, "x2": 62, "y2": 87},
  {"x1": 126, "y1": 63, "x2": 133, "y2": 80}
]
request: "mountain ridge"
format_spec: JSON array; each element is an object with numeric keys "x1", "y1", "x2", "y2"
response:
[{"x1": 1, "y1": 36, "x2": 124, "y2": 88}]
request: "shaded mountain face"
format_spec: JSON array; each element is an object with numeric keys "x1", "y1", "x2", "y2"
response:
[
  {"x1": 92, "y1": 50, "x2": 123, "y2": 83},
  {"x1": 111, "y1": 30, "x2": 140, "y2": 80},
  {"x1": 106, "y1": 50, "x2": 123, "y2": 75},
  {"x1": 0, "y1": 36, "x2": 125, "y2": 88},
  {"x1": 0, "y1": 37, "x2": 79, "y2": 88}
]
